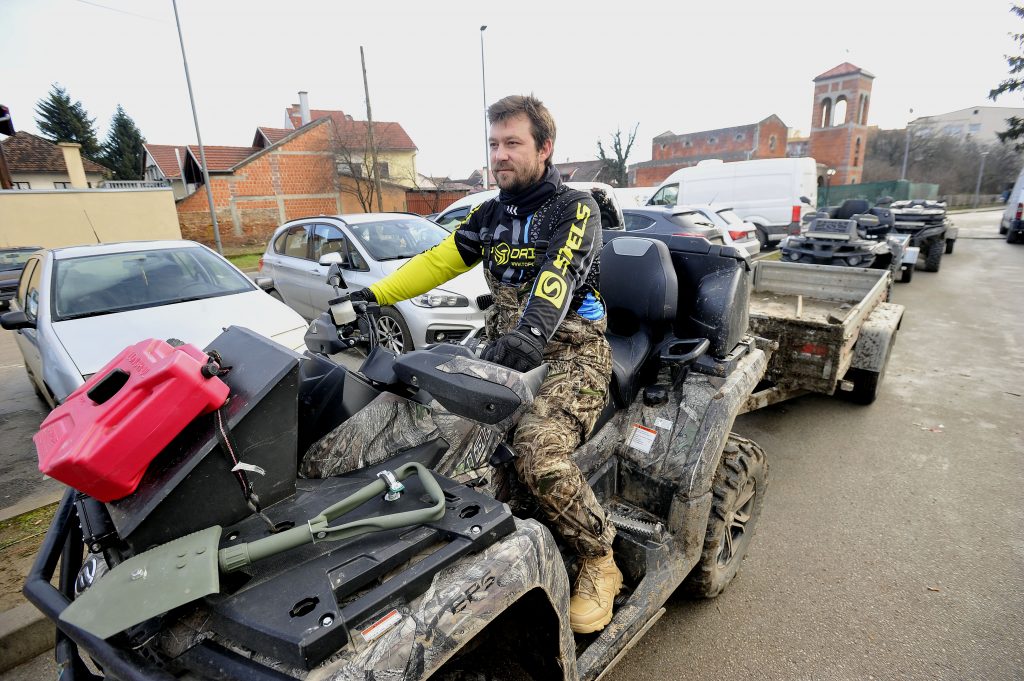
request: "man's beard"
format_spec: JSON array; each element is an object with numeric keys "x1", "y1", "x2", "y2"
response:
[{"x1": 495, "y1": 159, "x2": 545, "y2": 193}]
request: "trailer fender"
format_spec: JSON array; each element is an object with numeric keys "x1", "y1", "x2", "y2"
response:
[{"x1": 850, "y1": 302, "x2": 904, "y2": 373}]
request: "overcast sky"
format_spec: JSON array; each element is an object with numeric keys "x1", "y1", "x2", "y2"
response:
[{"x1": 2, "y1": 0, "x2": 1020, "y2": 179}]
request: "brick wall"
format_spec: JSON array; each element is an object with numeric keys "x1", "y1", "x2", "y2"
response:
[
  {"x1": 176, "y1": 120, "x2": 407, "y2": 250},
  {"x1": 809, "y1": 72, "x2": 873, "y2": 185}
]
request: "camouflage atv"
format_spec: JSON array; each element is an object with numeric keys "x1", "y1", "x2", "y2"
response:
[
  {"x1": 25, "y1": 234, "x2": 771, "y2": 681},
  {"x1": 888, "y1": 199, "x2": 956, "y2": 272}
]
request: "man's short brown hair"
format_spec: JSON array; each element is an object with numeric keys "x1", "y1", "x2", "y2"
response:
[{"x1": 488, "y1": 94, "x2": 556, "y2": 154}]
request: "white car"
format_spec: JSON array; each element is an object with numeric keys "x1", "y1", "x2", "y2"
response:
[
  {"x1": 704, "y1": 205, "x2": 762, "y2": 258},
  {"x1": 0, "y1": 240, "x2": 309, "y2": 407},
  {"x1": 258, "y1": 213, "x2": 487, "y2": 354},
  {"x1": 433, "y1": 182, "x2": 626, "y2": 232}
]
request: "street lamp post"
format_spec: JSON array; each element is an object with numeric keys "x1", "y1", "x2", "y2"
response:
[
  {"x1": 900, "y1": 108, "x2": 914, "y2": 182},
  {"x1": 479, "y1": 25, "x2": 490, "y2": 190},
  {"x1": 974, "y1": 150, "x2": 990, "y2": 208},
  {"x1": 825, "y1": 168, "x2": 836, "y2": 207}
]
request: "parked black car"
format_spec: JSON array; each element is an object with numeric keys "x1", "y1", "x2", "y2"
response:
[
  {"x1": 0, "y1": 246, "x2": 41, "y2": 310},
  {"x1": 622, "y1": 207, "x2": 726, "y2": 245}
]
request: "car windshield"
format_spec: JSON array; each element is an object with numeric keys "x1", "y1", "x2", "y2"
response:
[
  {"x1": 52, "y1": 247, "x2": 254, "y2": 320},
  {"x1": 346, "y1": 217, "x2": 449, "y2": 261},
  {"x1": 0, "y1": 249, "x2": 36, "y2": 272}
]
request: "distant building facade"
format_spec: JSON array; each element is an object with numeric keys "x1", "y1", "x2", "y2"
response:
[
  {"x1": 807, "y1": 62, "x2": 874, "y2": 186},
  {"x1": 628, "y1": 115, "x2": 788, "y2": 187},
  {"x1": 908, "y1": 106, "x2": 1024, "y2": 146}
]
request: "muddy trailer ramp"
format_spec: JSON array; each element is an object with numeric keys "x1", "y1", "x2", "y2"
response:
[{"x1": 742, "y1": 261, "x2": 904, "y2": 408}]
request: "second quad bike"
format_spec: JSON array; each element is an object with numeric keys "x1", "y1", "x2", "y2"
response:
[
  {"x1": 889, "y1": 198, "x2": 956, "y2": 272},
  {"x1": 25, "y1": 234, "x2": 772, "y2": 681}
]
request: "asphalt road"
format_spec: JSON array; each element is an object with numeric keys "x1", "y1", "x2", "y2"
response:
[
  {"x1": 604, "y1": 208, "x2": 1024, "y2": 681},
  {"x1": 5, "y1": 209, "x2": 1022, "y2": 679}
]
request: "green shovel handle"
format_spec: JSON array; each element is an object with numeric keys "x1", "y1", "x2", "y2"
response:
[{"x1": 219, "y1": 462, "x2": 445, "y2": 572}]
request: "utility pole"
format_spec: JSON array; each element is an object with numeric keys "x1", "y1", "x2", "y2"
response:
[
  {"x1": 480, "y1": 26, "x2": 490, "y2": 190},
  {"x1": 973, "y1": 150, "x2": 989, "y2": 208},
  {"x1": 360, "y1": 46, "x2": 384, "y2": 212},
  {"x1": 900, "y1": 108, "x2": 914, "y2": 182},
  {"x1": 172, "y1": 0, "x2": 223, "y2": 254}
]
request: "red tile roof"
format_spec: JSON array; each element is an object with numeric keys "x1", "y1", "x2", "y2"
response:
[
  {"x1": 186, "y1": 145, "x2": 260, "y2": 171},
  {"x1": 285, "y1": 106, "x2": 417, "y2": 151},
  {"x1": 1, "y1": 132, "x2": 107, "y2": 174},
  {"x1": 143, "y1": 143, "x2": 189, "y2": 179},
  {"x1": 814, "y1": 62, "x2": 874, "y2": 82},
  {"x1": 255, "y1": 127, "x2": 293, "y2": 146}
]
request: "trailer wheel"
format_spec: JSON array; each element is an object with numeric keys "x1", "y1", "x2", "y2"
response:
[
  {"x1": 842, "y1": 368, "x2": 883, "y2": 404},
  {"x1": 899, "y1": 265, "x2": 914, "y2": 284},
  {"x1": 682, "y1": 433, "x2": 767, "y2": 598},
  {"x1": 944, "y1": 238, "x2": 955, "y2": 255},
  {"x1": 921, "y1": 239, "x2": 943, "y2": 272}
]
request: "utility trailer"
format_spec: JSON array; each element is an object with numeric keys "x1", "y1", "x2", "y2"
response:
[{"x1": 741, "y1": 261, "x2": 904, "y2": 409}]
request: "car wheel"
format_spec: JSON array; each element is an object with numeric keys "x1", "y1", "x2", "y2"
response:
[
  {"x1": 1009, "y1": 230, "x2": 1023, "y2": 244},
  {"x1": 754, "y1": 227, "x2": 769, "y2": 250},
  {"x1": 375, "y1": 307, "x2": 413, "y2": 354},
  {"x1": 682, "y1": 433, "x2": 767, "y2": 598}
]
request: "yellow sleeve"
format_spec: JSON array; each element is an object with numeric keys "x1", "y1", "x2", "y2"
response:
[{"x1": 368, "y1": 232, "x2": 478, "y2": 306}]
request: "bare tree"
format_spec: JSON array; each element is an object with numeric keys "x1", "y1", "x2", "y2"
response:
[{"x1": 597, "y1": 123, "x2": 639, "y2": 187}]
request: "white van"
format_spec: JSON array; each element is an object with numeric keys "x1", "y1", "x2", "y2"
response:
[
  {"x1": 999, "y1": 166, "x2": 1024, "y2": 242},
  {"x1": 646, "y1": 157, "x2": 818, "y2": 246}
]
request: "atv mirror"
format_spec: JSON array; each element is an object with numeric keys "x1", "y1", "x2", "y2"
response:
[
  {"x1": 0, "y1": 310, "x2": 34, "y2": 331},
  {"x1": 800, "y1": 196, "x2": 812, "y2": 205},
  {"x1": 326, "y1": 262, "x2": 347, "y2": 290}
]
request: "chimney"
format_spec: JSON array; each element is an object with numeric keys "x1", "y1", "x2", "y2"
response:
[
  {"x1": 58, "y1": 142, "x2": 88, "y2": 189},
  {"x1": 298, "y1": 91, "x2": 311, "y2": 126}
]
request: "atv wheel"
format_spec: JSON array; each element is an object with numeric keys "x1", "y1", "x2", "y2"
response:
[
  {"x1": 899, "y1": 265, "x2": 914, "y2": 284},
  {"x1": 944, "y1": 238, "x2": 955, "y2": 255},
  {"x1": 921, "y1": 239, "x2": 943, "y2": 272},
  {"x1": 682, "y1": 433, "x2": 767, "y2": 598}
]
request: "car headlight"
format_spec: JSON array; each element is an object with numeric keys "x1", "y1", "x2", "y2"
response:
[{"x1": 411, "y1": 290, "x2": 469, "y2": 308}]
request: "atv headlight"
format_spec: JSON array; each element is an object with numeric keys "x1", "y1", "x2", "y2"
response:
[
  {"x1": 787, "y1": 250, "x2": 802, "y2": 261},
  {"x1": 846, "y1": 255, "x2": 862, "y2": 266},
  {"x1": 411, "y1": 290, "x2": 469, "y2": 308}
]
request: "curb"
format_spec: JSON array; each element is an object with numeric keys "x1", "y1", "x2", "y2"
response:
[{"x1": 0, "y1": 602, "x2": 52, "y2": 673}]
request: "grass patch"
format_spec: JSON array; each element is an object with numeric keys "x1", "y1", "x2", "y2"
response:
[
  {"x1": 227, "y1": 252, "x2": 262, "y2": 270},
  {"x1": 0, "y1": 502, "x2": 58, "y2": 551}
]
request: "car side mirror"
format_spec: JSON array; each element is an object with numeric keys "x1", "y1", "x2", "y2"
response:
[
  {"x1": 254, "y1": 277, "x2": 274, "y2": 291},
  {"x1": 318, "y1": 252, "x2": 344, "y2": 267},
  {"x1": 1, "y1": 310, "x2": 35, "y2": 330},
  {"x1": 800, "y1": 196, "x2": 812, "y2": 205}
]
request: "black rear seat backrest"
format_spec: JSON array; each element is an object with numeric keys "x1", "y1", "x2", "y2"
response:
[
  {"x1": 835, "y1": 199, "x2": 871, "y2": 220},
  {"x1": 640, "y1": 234, "x2": 751, "y2": 359},
  {"x1": 600, "y1": 237, "x2": 677, "y2": 337}
]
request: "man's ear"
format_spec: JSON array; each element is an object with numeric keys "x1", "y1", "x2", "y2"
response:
[{"x1": 538, "y1": 138, "x2": 553, "y2": 165}]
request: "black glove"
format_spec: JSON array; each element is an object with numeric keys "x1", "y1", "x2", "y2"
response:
[
  {"x1": 481, "y1": 329, "x2": 545, "y2": 373},
  {"x1": 349, "y1": 288, "x2": 377, "y2": 305}
]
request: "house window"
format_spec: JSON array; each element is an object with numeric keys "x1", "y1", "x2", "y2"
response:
[
  {"x1": 769, "y1": 135, "x2": 777, "y2": 151},
  {"x1": 53, "y1": 182, "x2": 71, "y2": 189},
  {"x1": 683, "y1": 139, "x2": 692, "y2": 148},
  {"x1": 735, "y1": 133, "x2": 745, "y2": 142},
  {"x1": 375, "y1": 162, "x2": 389, "y2": 179},
  {"x1": 854, "y1": 137, "x2": 861, "y2": 166},
  {"x1": 859, "y1": 95, "x2": 870, "y2": 124},
  {"x1": 12, "y1": 181, "x2": 30, "y2": 189},
  {"x1": 969, "y1": 123, "x2": 981, "y2": 133},
  {"x1": 708, "y1": 136, "x2": 718, "y2": 145}
]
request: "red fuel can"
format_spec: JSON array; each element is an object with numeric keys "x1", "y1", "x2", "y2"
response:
[{"x1": 34, "y1": 339, "x2": 230, "y2": 502}]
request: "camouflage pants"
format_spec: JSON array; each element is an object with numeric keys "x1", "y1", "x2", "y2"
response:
[{"x1": 487, "y1": 276, "x2": 615, "y2": 558}]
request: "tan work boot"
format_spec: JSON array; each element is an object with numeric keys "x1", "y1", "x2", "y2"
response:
[{"x1": 569, "y1": 551, "x2": 623, "y2": 634}]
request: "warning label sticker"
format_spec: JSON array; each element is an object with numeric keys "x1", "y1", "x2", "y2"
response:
[
  {"x1": 361, "y1": 609, "x2": 402, "y2": 643},
  {"x1": 654, "y1": 417, "x2": 674, "y2": 430},
  {"x1": 627, "y1": 424, "x2": 657, "y2": 454}
]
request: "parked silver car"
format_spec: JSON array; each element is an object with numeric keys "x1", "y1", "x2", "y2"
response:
[
  {"x1": 257, "y1": 213, "x2": 487, "y2": 353},
  {"x1": 0, "y1": 240, "x2": 309, "y2": 407}
]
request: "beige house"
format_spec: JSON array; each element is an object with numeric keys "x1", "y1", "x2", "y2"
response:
[{"x1": 1, "y1": 132, "x2": 107, "y2": 189}]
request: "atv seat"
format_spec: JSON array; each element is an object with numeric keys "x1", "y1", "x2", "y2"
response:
[
  {"x1": 600, "y1": 237, "x2": 678, "y2": 407},
  {"x1": 834, "y1": 199, "x2": 871, "y2": 220}
]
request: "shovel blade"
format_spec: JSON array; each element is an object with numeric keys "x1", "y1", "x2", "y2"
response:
[{"x1": 60, "y1": 526, "x2": 223, "y2": 639}]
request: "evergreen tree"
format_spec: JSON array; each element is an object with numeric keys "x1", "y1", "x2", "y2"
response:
[
  {"x1": 101, "y1": 105, "x2": 146, "y2": 181},
  {"x1": 990, "y1": 5, "x2": 1024, "y2": 148},
  {"x1": 34, "y1": 83, "x2": 102, "y2": 159}
]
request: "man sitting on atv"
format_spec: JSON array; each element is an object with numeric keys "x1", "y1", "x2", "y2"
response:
[{"x1": 350, "y1": 94, "x2": 620, "y2": 634}]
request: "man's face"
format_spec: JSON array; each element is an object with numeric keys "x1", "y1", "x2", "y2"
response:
[{"x1": 489, "y1": 114, "x2": 553, "y2": 193}]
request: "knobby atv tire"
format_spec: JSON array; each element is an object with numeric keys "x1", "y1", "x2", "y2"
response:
[
  {"x1": 944, "y1": 238, "x2": 955, "y2": 255},
  {"x1": 682, "y1": 433, "x2": 767, "y2": 598},
  {"x1": 921, "y1": 239, "x2": 943, "y2": 272}
]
